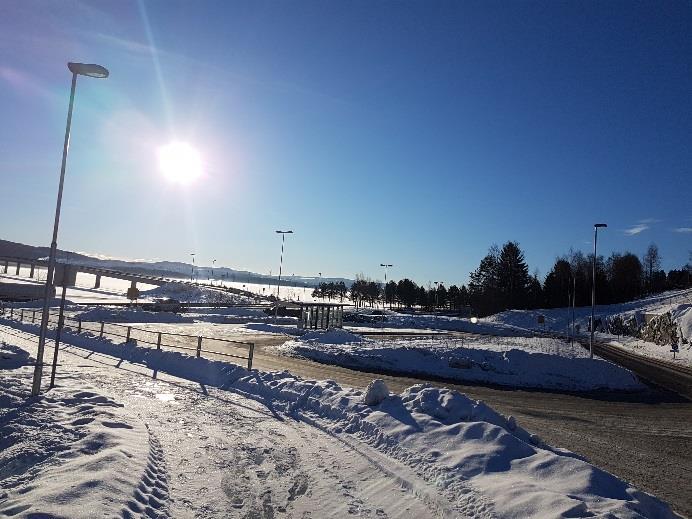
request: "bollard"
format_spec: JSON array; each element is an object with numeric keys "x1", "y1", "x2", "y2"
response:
[
  {"x1": 196, "y1": 336, "x2": 202, "y2": 358},
  {"x1": 9, "y1": 308, "x2": 13, "y2": 319},
  {"x1": 126, "y1": 326, "x2": 131, "y2": 343},
  {"x1": 100, "y1": 321, "x2": 104, "y2": 338},
  {"x1": 20, "y1": 309, "x2": 24, "y2": 321},
  {"x1": 77, "y1": 318, "x2": 82, "y2": 334},
  {"x1": 157, "y1": 332, "x2": 162, "y2": 350},
  {"x1": 32, "y1": 310, "x2": 36, "y2": 323},
  {"x1": 247, "y1": 343, "x2": 254, "y2": 370}
]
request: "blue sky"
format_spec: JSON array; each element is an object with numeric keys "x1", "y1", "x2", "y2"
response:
[{"x1": 1, "y1": 1, "x2": 690, "y2": 285}]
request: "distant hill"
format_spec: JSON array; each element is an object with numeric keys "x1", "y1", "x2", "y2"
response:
[{"x1": 0, "y1": 238, "x2": 353, "y2": 288}]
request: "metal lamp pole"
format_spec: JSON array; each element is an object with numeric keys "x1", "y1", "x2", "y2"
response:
[
  {"x1": 434, "y1": 281, "x2": 442, "y2": 310},
  {"x1": 211, "y1": 259, "x2": 216, "y2": 285},
  {"x1": 590, "y1": 223, "x2": 607, "y2": 358},
  {"x1": 274, "y1": 230, "x2": 293, "y2": 319},
  {"x1": 190, "y1": 253, "x2": 195, "y2": 282},
  {"x1": 380, "y1": 263, "x2": 392, "y2": 309},
  {"x1": 31, "y1": 62, "x2": 109, "y2": 396}
]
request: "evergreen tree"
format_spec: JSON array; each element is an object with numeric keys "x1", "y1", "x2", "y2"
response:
[
  {"x1": 496, "y1": 241, "x2": 530, "y2": 309},
  {"x1": 543, "y1": 258, "x2": 572, "y2": 308},
  {"x1": 607, "y1": 252, "x2": 643, "y2": 303}
]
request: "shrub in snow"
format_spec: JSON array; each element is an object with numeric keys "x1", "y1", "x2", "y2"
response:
[{"x1": 363, "y1": 379, "x2": 389, "y2": 406}]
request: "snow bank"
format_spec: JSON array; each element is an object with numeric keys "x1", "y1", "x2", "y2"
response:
[
  {"x1": 0, "y1": 344, "x2": 152, "y2": 518},
  {"x1": 75, "y1": 306, "x2": 191, "y2": 324},
  {"x1": 275, "y1": 336, "x2": 644, "y2": 392},
  {"x1": 300, "y1": 328, "x2": 363, "y2": 344},
  {"x1": 141, "y1": 282, "x2": 252, "y2": 304}
]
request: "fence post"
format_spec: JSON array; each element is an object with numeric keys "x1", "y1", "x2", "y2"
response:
[
  {"x1": 77, "y1": 318, "x2": 82, "y2": 334},
  {"x1": 196, "y1": 336, "x2": 202, "y2": 358},
  {"x1": 20, "y1": 309, "x2": 24, "y2": 321},
  {"x1": 157, "y1": 332, "x2": 162, "y2": 350},
  {"x1": 247, "y1": 343, "x2": 254, "y2": 370},
  {"x1": 32, "y1": 310, "x2": 37, "y2": 323},
  {"x1": 9, "y1": 308, "x2": 13, "y2": 319},
  {"x1": 126, "y1": 326, "x2": 131, "y2": 343},
  {"x1": 100, "y1": 321, "x2": 104, "y2": 338}
]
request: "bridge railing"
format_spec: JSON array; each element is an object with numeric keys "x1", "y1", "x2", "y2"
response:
[{"x1": 2, "y1": 307, "x2": 254, "y2": 370}]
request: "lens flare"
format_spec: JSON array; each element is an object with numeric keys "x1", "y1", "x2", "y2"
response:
[{"x1": 157, "y1": 141, "x2": 202, "y2": 184}]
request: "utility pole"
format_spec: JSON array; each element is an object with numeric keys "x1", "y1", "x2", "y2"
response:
[
  {"x1": 380, "y1": 263, "x2": 392, "y2": 309},
  {"x1": 590, "y1": 223, "x2": 607, "y2": 358},
  {"x1": 274, "y1": 230, "x2": 293, "y2": 320}
]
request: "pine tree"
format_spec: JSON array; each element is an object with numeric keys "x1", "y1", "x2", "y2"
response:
[{"x1": 496, "y1": 241, "x2": 530, "y2": 309}]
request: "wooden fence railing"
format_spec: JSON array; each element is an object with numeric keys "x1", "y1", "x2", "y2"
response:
[{"x1": 1, "y1": 307, "x2": 254, "y2": 370}]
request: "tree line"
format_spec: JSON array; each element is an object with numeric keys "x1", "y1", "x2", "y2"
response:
[{"x1": 310, "y1": 243, "x2": 690, "y2": 316}]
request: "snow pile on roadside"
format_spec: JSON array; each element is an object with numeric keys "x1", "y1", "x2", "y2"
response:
[
  {"x1": 141, "y1": 282, "x2": 252, "y2": 304},
  {"x1": 1, "y1": 330, "x2": 675, "y2": 517},
  {"x1": 274, "y1": 335, "x2": 644, "y2": 391},
  {"x1": 75, "y1": 306, "x2": 191, "y2": 323},
  {"x1": 0, "y1": 343, "x2": 153, "y2": 518},
  {"x1": 234, "y1": 376, "x2": 671, "y2": 517},
  {"x1": 300, "y1": 328, "x2": 363, "y2": 344}
]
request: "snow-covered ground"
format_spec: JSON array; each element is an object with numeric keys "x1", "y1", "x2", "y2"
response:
[
  {"x1": 0, "y1": 324, "x2": 676, "y2": 518},
  {"x1": 341, "y1": 290, "x2": 692, "y2": 367},
  {"x1": 273, "y1": 330, "x2": 644, "y2": 392},
  {"x1": 484, "y1": 289, "x2": 692, "y2": 338}
]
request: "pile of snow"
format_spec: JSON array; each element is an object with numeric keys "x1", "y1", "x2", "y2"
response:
[
  {"x1": 0, "y1": 328, "x2": 676, "y2": 517},
  {"x1": 0, "y1": 342, "x2": 30, "y2": 369},
  {"x1": 141, "y1": 282, "x2": 252, "y2": 304},
  {"x1": 0, "y1": 345, "x2": 152, "y2": 517},
  {"x1": 74, "y1": 306, "x2": 191, "y2": 323},
  {"x1": 275, "y1": 335, "x2": 644, "y2": 392},
  {"x1": 363, "y1": 378, "x2": 389, "y2": 405},
  {"x1": 244, "y1": 322, "x2": 304, "y2": 335},
  {"x1": 300, "y1": 328, "x2": 363, "y2": 344}
]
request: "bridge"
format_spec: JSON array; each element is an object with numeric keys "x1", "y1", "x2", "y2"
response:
[
  {"x1": 0, "y1": 255, "x2": 269, "y2": 301},
  {"x1": 1, "y1": 255, "x2": 171, "y2": 290}
]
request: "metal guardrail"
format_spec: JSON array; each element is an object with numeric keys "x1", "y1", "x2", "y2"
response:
[{"x1": 2, "y1": 307, "x2": 254, "y2": 370}]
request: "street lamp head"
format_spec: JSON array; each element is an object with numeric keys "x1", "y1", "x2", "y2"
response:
[
  {"x1": 67, "y1": 62, "x2": 109, "y2": 78},
  {"x1": 275, "y1": 230, "x2": 293, "y2": 234},
  {"x1": 594, "y1": 223, "x2": 607, "y2": 228}
]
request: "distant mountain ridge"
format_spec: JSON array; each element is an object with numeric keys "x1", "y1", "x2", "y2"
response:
[{"x1": 0, "y1": 238, "x2": 353, "y2": 288}]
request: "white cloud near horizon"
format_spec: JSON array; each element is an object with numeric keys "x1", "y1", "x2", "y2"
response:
[
  {"x1": 673, "y1": 227, "x2": 692, "y2": 233},
  {"x1": 624, "y1": 223, "x2": 649, "y2": 235}
]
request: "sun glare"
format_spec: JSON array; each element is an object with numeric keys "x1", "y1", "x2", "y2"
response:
[{"x1": 157, "y1": 141, "x2": 202, "y2": 184}]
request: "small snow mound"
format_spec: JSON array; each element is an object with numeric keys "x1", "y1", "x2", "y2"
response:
[
  {"x1": 301, "y1": 329, "x2": 363, "y2": 344},
  {"x1": 0, "y1": 342, "x2": 31, "y2": 369},
  {"x1": 363, "y1": 379, "x2": 389, "y2": 406}
]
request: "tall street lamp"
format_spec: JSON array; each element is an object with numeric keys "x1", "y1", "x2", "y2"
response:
[
  {"x1": 434, "y1": 281, "x2": 442, "y2": 310},
  {"x1": 190, "y1": 253, "x2": 196, "y2": 282},
  {"x1": 590, "y1": 223, "x2": 607, "y2": 358},
  {"x1": 380, "y1": 263, "x2": 392, "y2": 308},
  {"x1": 274, "y1": 230, "x2": 293, "y2": 319},
  {"x1": 32, "y1": 62, "x2": 109, "y2": 396},
  {"x1": 211, "y1": 259, "x2": 216, "y2": 285}
]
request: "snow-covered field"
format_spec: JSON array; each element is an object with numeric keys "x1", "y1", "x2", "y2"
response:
[
  {"x1": 274, "y1": 330, "x2": 644, "y2": 392},
  {"x1": 0, "y1": 324, "x2": 676, "y2": 518}
]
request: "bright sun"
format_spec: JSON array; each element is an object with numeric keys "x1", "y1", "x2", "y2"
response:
[{"x1": 157, "y1": 141, "x2": 202, "y2": 184}]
